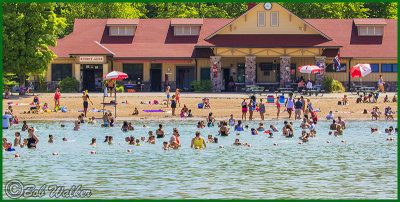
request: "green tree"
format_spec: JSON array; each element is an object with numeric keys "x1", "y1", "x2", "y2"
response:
[
  {"x1": 57, "y1": 3, "x2": 146, "y2": 38},
  {"x1": 3, "y1": 3, "x2": 66, "y2": 88},
  {"x1": 364, "y1": 3, "x2": 397, "y2": 19},
  {"x1": 280, "y1": 3, "x2": 370, "y2": 19}
]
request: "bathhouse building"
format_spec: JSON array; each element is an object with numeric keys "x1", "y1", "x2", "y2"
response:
[{"x1": 45, "y1": 3, "x2": 397, "y2": 92}]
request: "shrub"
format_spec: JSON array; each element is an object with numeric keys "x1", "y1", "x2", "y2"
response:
[
  {"x1": 116, "y1": 86, "x2": 125, "y2": 93},
  {"x1": 192, "y1": 80, "x2": 212, "y2": 92},
  {"x1": 59, "y1": 77, "x2": 80, "y2": 92},
  {"x1": 322, "y1": 76, "x2": 345, "y2": 93}
]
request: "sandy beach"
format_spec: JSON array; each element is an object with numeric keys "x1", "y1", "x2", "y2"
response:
[{"x1": 3, "y1": 92, "x2": 397, "y2": 121}]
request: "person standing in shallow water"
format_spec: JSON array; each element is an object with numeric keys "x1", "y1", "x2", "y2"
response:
[
  {"x1": 191, "y1": 131, "x2": 206, "y2": 149},
  {"x1": 259, "y1": 99, "x2": 266, "y2": 121},
  {"x1": 27, "y1": 127, "x2": 39, "y2": 149},
  {"x1": 285, "y1": 93, "x2": 294, "y2": 119}
]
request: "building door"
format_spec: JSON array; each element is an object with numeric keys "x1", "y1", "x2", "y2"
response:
[
  {"x1": 176, "y1": 66, "x2": 195, "y2": 91},
  {"x1": 82, "y1": 64, "x2": 103, "y2": 92},
  {"x1": 150, "y1": 64, "x2": 162, "y2": 91},
  {"x1": 222, "y1": 68, "x2": 231, "y2": 91}
]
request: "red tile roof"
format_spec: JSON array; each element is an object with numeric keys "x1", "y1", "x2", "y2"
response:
[
  {"x1": 50, "y1": 18, "x2": 397, "y2": 59},
  {"x1": 197, "y1": 34, "x2": 341, "y2": 48},
  {"x1": 353, "y1": 18, "x2": 387, "y2": 25},
  {"x1": 305, "y1": 19, "x2": 397, "y2": 58},
  {"x1": 106, "y1": 19, "x2": 139, "y2": 25},
  {"x1": 171, "y1": 18, "x2": 203, "y2": 25}
]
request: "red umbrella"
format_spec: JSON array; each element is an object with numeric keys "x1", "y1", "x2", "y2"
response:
[
  {"x1": 350, "y1": 64, "x2": 371, "y2": 78},
  {"x1": 298, "y1": 64, "x2": 321, "y2": 80},
  {"x1": 103, "y1": 71, "x2": 128, "y2": 80}
]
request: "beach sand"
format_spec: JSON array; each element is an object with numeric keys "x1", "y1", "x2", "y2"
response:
[{"x1": 3, "y1": 92, "x2": 398, "y2": 121}]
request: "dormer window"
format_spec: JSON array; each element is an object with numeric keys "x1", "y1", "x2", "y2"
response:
[
  {"x1": 171, "y1": 18, "x2": 202, "y2": 36},
  {"x1": 354, "y1": 18, "x2": 386, "y2": 36},
  {"x1": 106, "y1": 19, "x2": 138, "y2": 36}
]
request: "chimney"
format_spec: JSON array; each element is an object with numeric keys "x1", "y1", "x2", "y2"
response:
[{"x1": 247, "y1": 3, "x2": 257, "y2": 10}]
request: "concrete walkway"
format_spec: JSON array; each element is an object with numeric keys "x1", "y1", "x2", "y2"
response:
[{"x1": 6, "y1": 91, "x2": 397, "y2": 99}]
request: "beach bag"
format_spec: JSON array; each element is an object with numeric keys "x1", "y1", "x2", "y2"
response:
[{"x1": 61, "y1": 107, "x2": 67, "y2": 112}]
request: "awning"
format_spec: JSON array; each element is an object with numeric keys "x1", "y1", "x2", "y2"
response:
[{"x1": 114, "y1": 59, "x2": 193, "y2": 63}]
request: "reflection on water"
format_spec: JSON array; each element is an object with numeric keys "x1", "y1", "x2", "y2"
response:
[{"x1": 2, "y1": 120, "x2": 397, "y2": 199}]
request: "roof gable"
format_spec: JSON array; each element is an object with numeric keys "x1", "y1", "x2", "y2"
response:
[{"x1": 206, "y1": 3, "x2": 331, "y2": 40}]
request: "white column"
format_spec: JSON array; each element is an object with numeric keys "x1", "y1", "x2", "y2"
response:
[
  {"x1": 280, "y1": 56, "x2": 291, "y2": 88},
  {"x1": 245, "y1": 56, "x2": 256, "y2": 85}
]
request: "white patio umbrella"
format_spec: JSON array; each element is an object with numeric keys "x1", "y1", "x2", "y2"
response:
[
  {"x1": 350, "y1": 63, "x2": 371, "y2": 86},
  {"x1": 102, "y1": 71, "x2": 128, "y2": 118},
  {"x1": 297, "y1": 64, "x2": 321, "y2": 80}
]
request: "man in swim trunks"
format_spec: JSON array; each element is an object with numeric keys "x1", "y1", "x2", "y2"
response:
[
  {"x1": 107, "y1": 79, "x2": 115, "y2": 97},
  {"x1": 190, "y1": 131, "x2": 206, "y2": 149},
  {"x1": 82, "y1": 91, "x2": 93, "y2": 117}
]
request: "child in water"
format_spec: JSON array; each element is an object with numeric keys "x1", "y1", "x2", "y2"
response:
[
  {"x1": 257, "y1": 123, "x2": 265, "y2": 131},
  {"x1": 251, "y1": 128, "x2": 258, "y2": 135},
  {"x1": 136, "y1": 139, "x2": 140, "y2": 146},
  {"x1": 162, "y1": 141, "x2": 170, "y2": 150},
  {"x1": 90, "y1": 138, "x2": 97, "y2": 147},
  {"x1": 48, "y1": 135, "x2": 53, "y2": 143},
  {"x1": 207, "y1": 134, "x2": 214, "y2": 143}
]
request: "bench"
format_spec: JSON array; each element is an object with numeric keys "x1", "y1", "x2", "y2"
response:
[
  {"x1": 274, "y1": 88, "x2": 294, "y2": 96},
  {"x1": 243, "y1": 85, "x2": 265, "y2": 97},
  {"x1": 10, "y1": 86, "x2": 35, "y2": 96},
  {"x1": 358, "y1": 87, "x2": 377, "y2": 96}
]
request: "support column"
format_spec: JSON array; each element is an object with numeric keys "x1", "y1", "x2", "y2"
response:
[
  {"x1": 210, "y1": 56, "x2": 222, "y2": 92},
  {"x1": 245, "y1": 56, "x2": 256, "y2": 85},
  {"x1": 74, "y1": 63, "x2": 81, "y2": 91},
  {"x1": 280, "y1": 56, "x2": 291, "y2": 88},
  {"x1": 315, "y1": 56, "x2": 326, "y2": 85}
]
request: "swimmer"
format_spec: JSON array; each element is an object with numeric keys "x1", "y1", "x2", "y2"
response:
[
  {"x1": 22, "y1": 121, "x2": 28, "y2": 131},
  {"x1": 141, "y1": 136, "x2": 145, "y2": 141},
  {"x1": 190, "y1": 131, "x2": 206, "y2": 149},
  {"x1": 162, "y1": 141, "x2": 170, "y2": 150},
  {"x1": 283, "y1": 124, "x2": 294, "y2": 138},
  {"x1": 108, "y1": 136, "x2": 114, "y2": 145},
  {"x1": 330, "y1": 120, "x2": 337, "y2": 130},
  {"x1": 213, "y1": 137, "x2": 218, "y2": 143},
  {"x1": 74, "y1": 119, "x2": 80, "y2": 131},
  {"x1": 20, "y1": 138, "x2": 28, "y2": 148},
  {"x1": 207, "y1": 134, "x2": 214, "y2": 143},
  {"x1": 143, "y1": 124, "x2": 147, "y2": 128},
  {"x1": 251, "y1": 128, "x2": 258, "y2": 135},
  {"x1": 245, "y1": 125, "x2": 249, "y2": 130},
  {"x1": 256, "y1": 123, "x2": 265, "y2": 131},
  {"x1": 233, "y1": 138, "x2": 242, "y2": 146},
  {"x1": 136, "y1": 139, "x2": 140, "y2": 146},
  {"x1": 128, "y1": 123, "x2": 134, "y2": 131},
  {"x1": 236, "y1": 132, "x2": 240, "y2": 136},
  {"x1": 148, "y1": 135, "x2": 155, "y2": 144},
  {"x1": 229, "y1": 114, "x2": 235, "y2": 126},
  {"x1": 61, "y1": 124, "x2": 65, "y2": 127},
  {"x1": 268, "y1": 133, "x2": 273, "y2": 138},
  {"x1": 235, "y1": 120, "x2": 244, "y2": 131},
  {"x1": 328, "y1": 131, "x2": 332, "y2": 135},
  {"x1": 269, "y1": 125, "x2": 278, "y2": 132},
  {"x1": 156, "y1": 124, "x2": 165, "y2": 138},
  {"x1": 121, "y1": 121, "x2": 129, "y2": 132},
  {"x1": 90, "y1": 138, "x2": 97, "y2": 147},
  {"x1": 62, "y1": 137, "x2": 67, "y2": 141},
  {"x1": 219, "y1": 121, "x2": 229, "y2": 136},
  {"x1": 48, "y1": 135, "x2": 53, "y2": 143},
  {"x1": 14, "y1": 132, "x2": 21, "y2": 147}
]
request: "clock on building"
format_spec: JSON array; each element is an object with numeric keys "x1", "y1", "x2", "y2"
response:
[{"x1": 264, "y1": 3, "x2": 272, "y2": 10}]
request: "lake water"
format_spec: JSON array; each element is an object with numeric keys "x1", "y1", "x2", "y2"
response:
[{"x1": 2, "y1": 120, "x2": 397, "y2": 199}]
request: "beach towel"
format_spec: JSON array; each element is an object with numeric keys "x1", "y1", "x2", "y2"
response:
[
  {"x1": 313, "y1": 108, "x2": 321, "y2": 112},
  {"x1": 334, "y1": 111, "x2": 353, "y2": 114},
  {"x1": 267, "y1": 95, "x2": 275, "y2": 104},
  {"x1": 142, "y1": 110, "x2": 165, "y2": 112}
]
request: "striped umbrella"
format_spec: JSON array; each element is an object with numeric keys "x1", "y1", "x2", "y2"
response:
[
  {"x1": 298, "y1": 64, "x2": 321, "y2": 80},
  {"x1": 350, "y1": 64, "x2": 371, "y2": 86},
  {"x1": 350, "y1": 64, "x2": 371, "y2": 78},
  {"x1": 103, "y1": 71, "x2": 128, "y2": 80}
]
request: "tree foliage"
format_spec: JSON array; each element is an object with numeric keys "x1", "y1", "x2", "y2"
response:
[{"x1": 3, "y1": 3, "x2": 66, "y2": 87}]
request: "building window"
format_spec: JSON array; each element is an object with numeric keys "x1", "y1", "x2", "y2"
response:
[
  {"x1": 257, "y1": 12, "x2": 266, "y2": 27},
  {"x1": 51, "y1": 64, "x2": 72, "y2": 81},
  {"x1": 237, "y1": 63, "x2": 245, "y2": 83},
  {"x1": 381, "y1": 64, "x2": 397, "y2": 72},
  {"x1": 109, "y1": 26, "x2": 136, "y2": 36},
  {"x1": 358, "y1": 26, "x2": 384, "y2": 36},
  {"x1": 174, "y1": 26, "x2": 200, "y2": 36},
  {"x1": 370, "y1": 64, "x2": 379, "y2": 72},
  {"x1": 200, "y1": 68, "x2": 210, "y2": 81},
  {"x1": 123, "y1": 63, "x2": 143, "y2": 82},
  {"x1": 270, "y1": 11, "x2": 279, "y2": 27}
]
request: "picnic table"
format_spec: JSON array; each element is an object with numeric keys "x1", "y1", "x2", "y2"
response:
[
  {"x1": 358, "y1": 87, "x2": 377, "y2": 96},
  {"x1": 306, "y1": 87, "x2": 325, "y2": 96},
  {"x1": 274, "y1": 88, "x2": 294, "y2": 96},
  {"x1": 243, "y1": 85, "x2": 265, "y2": 96},
  {"x1": 350, "y1": 85, "x2": 363, "y2": 95}
]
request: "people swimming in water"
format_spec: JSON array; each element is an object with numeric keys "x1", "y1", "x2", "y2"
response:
[{"x1": 256, "y1": 123, "x2": 265, "y2": 131}]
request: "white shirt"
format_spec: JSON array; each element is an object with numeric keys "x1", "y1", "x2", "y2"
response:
[
  {"x1": 306, "y1": 82, "x2": 313, "y2": 88},
  {"x1": 2, "y1": 114, "x2": 12, "y2": 128}
]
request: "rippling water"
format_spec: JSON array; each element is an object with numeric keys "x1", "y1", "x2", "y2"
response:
[{"x1": 2, "y1": 120, "x2": 397, "y2": 199}]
